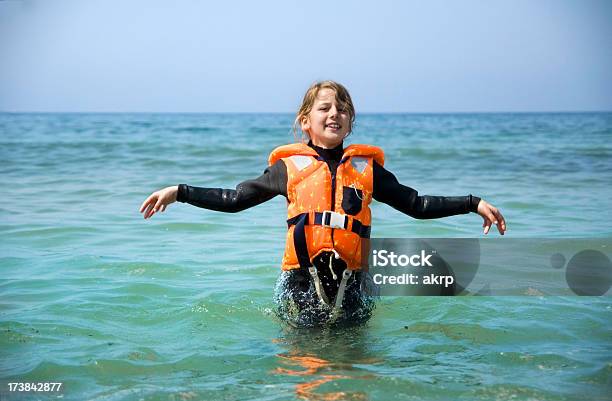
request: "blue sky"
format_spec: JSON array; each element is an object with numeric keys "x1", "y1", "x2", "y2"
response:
[{"x1": 1, "y1": 0, "x2": 611, "y2": 112}]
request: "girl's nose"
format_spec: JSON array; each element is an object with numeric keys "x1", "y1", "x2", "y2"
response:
[{"x1": 329, "y1": 106, "x2": 338, "y2": 117}]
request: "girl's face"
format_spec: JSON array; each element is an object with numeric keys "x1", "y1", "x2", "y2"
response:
[{"x1": 301, "y1": 88, "x2": 351, "y2": 149}]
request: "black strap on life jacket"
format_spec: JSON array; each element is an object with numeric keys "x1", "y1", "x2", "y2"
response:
[{"x1": 286, "y1": 211, "x2": 371, "y2": 268}]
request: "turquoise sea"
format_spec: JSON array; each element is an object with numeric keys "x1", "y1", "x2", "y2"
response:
[{"x1": 1, "y1": 112, "x2": 611, "y2": 400}]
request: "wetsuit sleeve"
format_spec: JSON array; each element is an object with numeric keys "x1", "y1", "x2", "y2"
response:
[
  {"x1": 372, "y1": 161, "x2": 481, "y2": 219},
  {"x1": 176, "y1": 160, "x2": 288, "y2": 213}
]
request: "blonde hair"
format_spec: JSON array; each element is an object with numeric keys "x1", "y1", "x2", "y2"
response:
[{"x1": 293, "y1": 80, "x2": 356, "y2": 142}]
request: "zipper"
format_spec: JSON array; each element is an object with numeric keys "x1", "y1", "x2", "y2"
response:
[
  {"x1": 329, "y1": 163, "x2": 337, "y2": 246},
  {"x1": 329, "y1": 157, "x2": 347, "y2": 249},
  {"x1": 326, "y1": 155, "x2": 347, "y2": 268}
]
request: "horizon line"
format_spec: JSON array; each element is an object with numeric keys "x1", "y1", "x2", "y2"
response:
[{"x1": 1, "y1": 110, "x2": 611, "y2": 115}]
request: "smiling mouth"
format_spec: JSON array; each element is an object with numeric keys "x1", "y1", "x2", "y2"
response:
[{"x1": 326, "y1": 123, "x2": 341, "y2": 129}]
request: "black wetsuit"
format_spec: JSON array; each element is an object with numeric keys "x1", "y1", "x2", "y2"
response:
[{"x1": 177, "y1": 141, "x2": 480, "y2": 326}]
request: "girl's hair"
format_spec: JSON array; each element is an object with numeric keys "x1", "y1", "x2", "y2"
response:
[{"x1": 293, "y1": 80, "x2": 356, "y2": 142}]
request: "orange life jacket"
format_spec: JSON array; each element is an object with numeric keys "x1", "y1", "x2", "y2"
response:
[{"x1": 269, "y1": 143, "x2": 384, "y2": 271}]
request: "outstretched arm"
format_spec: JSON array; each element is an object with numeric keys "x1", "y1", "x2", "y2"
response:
[
  {"x1": 372, "y1": 162, "x2": 506, "y2": 234},
  {"x1": 140, "y1": 160, "x2": 287, "y2": 218}
]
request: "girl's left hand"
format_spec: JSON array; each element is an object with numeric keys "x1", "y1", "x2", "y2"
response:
[{"x1": 476, "y1": 199, "x2": 506, "y2": 235}]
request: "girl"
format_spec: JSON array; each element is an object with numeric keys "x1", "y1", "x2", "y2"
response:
[{"x1": 140, "y1": 81, "x2": 506, "y2": 327}]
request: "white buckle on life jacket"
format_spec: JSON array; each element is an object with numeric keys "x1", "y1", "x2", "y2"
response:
[{"x1": 322, "y1": 211, "x2": 347, "y2": 229}]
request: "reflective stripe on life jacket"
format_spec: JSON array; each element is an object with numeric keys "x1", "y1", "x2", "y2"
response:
[{"x1": 269, "y1": 143, "x2": 384, "y2": 271}]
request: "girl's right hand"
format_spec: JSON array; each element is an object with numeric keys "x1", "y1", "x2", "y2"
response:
[{"x1": 139, "y1": 185, "x2": 178, "y2": 219}]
